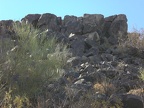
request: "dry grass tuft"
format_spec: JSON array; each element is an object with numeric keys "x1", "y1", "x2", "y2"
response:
[{"x1": 93, "y1": 82, "x2": 116, "y2": 96}]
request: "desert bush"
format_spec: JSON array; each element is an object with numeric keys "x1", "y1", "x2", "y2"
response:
[
  {"x1": 139, "y1": 69, "x2": 144, "y2": 81},
  {"x1": 128, "y1": 88, "x2": 144, "y2": 97},
  {"x1": 0, "y1": 22, "x2": 70, "y2": 101},
  {"x1": 93, "y1": 82, "x2": 116, "y2": 96},
  {"x1": 118, "y1": 28, "x2": 144, "y2": 52}
]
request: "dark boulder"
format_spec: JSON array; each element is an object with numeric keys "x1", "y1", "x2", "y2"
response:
[
  {"x1": 21, "y1": 14, "x2": 41, "y2": 27},
  {"x1": 37, "y1": 13, "x2": 62, "y2": 31},
  {"x1": 62, "y1": 15, "x2": 83, "y2": 35},
  {"x1": 82, "y1": 14, "x2": 104, "y2": 34},
  {"x1": 121, "y1": 94, "x2": 143, "y2": 108}
]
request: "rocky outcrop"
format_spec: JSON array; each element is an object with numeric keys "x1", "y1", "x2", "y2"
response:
[
  {"x1": 104, "y1": 14, "x2": 128, "y2": 44},
  {"x1": 0, "y1": 13, "x2": 144, "y2": 108},
  {"x1": 20, "y1": 13, "x2": 127, "y2": 58},
  {"x1": 21, "y1": 13, "x2": 127, "y2": 43},
  {"x1": 0, "y1": 20, "x2": 14, "y2": 38},
  {"x1": 0, "y1": 13, "x2": 128, "y2": 51}
]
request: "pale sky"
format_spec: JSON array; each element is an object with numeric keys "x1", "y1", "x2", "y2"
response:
[{"x1": 0, "y1": 0, "x2": 144, "y2": 31}]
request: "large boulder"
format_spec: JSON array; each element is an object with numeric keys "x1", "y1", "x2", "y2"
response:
[
  {"x1": 102, "y1": 15, "x2": 117, "y2": 38},
  {"x1": 82, "y1": 14, "x2": 104, "y2": 34},
  {"x1": 69, "y1": 35, "x2": 86, "y2": 56},
  {"x1": 103, "y1": 14, "x2": 128, "y2": 45},
  {"x1": 21, "y1": 14, "x2": 41, "y2": 27},
  {"x1": 62, "y1": 15, "x2": 83, "y2": 35},
  {"x1": 121, "y1": 94, "x2": 143, "y2": 108},
  {"x1": 0, "y1": 20, "x2": 14, "y2": 38},
  {"x1": 37, "y1": 13, "x2": 62, "y2": 31}
]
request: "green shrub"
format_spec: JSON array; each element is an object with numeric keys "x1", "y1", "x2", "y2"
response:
[
  {"x1": 139, "y1": 69, "x2": 144, "y2": 81},
  {"x1": 0, "y1": 22, "x2": 70, "y2": 98}
]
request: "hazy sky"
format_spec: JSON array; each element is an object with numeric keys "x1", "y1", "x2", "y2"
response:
[{"x1": 0, "y1": 0, "x2": 144, "y2": 31}]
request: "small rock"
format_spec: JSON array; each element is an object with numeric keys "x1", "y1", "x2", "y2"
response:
[
  {"x1": 67, "y1": 56, "x2": 81, "y2": 67},
  {"x1": 74, "y1": 79, "x2": 85, "y2": 84}
]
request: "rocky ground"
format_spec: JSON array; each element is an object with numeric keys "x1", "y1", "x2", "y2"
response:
[{"x1": 0, "y1": 13, "x2": 144, "y2": 108}]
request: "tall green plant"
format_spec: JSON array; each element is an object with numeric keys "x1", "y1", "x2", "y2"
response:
[{"x1": 0, "y1": 22, "x2": 70, "y2": 98}]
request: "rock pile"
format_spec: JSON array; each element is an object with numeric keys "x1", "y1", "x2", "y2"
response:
[{"x1": 0, "y1": 13, "x2": 144, "y2": 108}]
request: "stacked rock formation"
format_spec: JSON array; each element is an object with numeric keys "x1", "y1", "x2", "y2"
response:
[{"x1": 0, "y1": 13, "x2": 143, "y2": 108}]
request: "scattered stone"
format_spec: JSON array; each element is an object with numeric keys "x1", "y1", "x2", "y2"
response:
[
  {"x1": 74, "y1": 78, "x2": 85, "y2": 84},
  {"x1": 67, "y1": 56, "x2": 81, "y2": 67}
]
